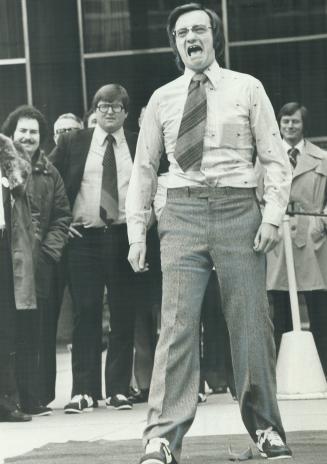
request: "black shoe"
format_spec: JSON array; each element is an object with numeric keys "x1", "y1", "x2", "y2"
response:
[
  {"x1": 256, "y1": 427, "x2": 292, "y2": 460},
  {"x1": 64, "y1": 394, "x2": 94, "y2": 414},
  {"x1": 129, "y1": 389, "x2": 149, "y2": 404},
  {"x1": 0, "y1": 407, "x2": 32, "y2": 422},
  {"x1": 24, "y1": 405, "x2": 52, "y2": 417},
  {"x1": 106, "y1": 394, "x2": 132, "y2": 410},
  {"x1": 140, "y1": 438, "x2": 177, "y2": 464}
]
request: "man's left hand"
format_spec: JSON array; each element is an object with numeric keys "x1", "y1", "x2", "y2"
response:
[{"x1": 253, "y1": 223, "x2": 279, "y2": 254}]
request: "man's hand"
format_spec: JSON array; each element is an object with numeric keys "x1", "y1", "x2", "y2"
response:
[
  {"x1": 68, "y1": 223, "x2": 83, "y2": 238},
  {"x1": 253, "y1": 223, "x2": 279, "y2": 254},
  {"x1": 128, "y1": 242, "x2": 149, "y2": 273}
]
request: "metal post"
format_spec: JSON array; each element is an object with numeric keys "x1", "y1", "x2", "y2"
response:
[
  {"x1": 221, "y1": 0, "x2": 230, "y2": 68},
  {"x1": 77, "y1": 0, "x2": 88, "y2": 112},
  {"x1": 21, "y1": 0, "x2": 33, "y2": 104},
  {"x1": 282, "y1": 215, "x2": 302, "y2": 331}
]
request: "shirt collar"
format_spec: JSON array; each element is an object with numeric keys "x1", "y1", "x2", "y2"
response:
[
  {"x1": 183, "y1": 59, "x2": 221, "y2": 89},
  {"x1": 282, "y1": 138, "x2": 305, "y2": 155},
  {"x1": 94, "y1": 124, "x2": 125, "y2": 146}
]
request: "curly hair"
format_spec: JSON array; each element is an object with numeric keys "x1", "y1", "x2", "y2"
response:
[
  {"x1": 1, "y1": 105, "x2": 48, "y2": 146},
  {"x1": 167, "y1": 3, "x2": 225, "y2": 72}
]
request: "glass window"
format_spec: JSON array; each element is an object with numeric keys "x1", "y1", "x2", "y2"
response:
[
  {"x1": 82, "y1": 0, "x2": 222, "y2": 53},
  {"x1": 230, "y1": 39, "x2": 327, "y2": 137},
  {"x1": 228, "y1": 0, "x2": 327, "y2": 42},
  {"x1": 0, "y1": 65, "x2": 27, "y2": 126},
  {"x1": 0, "y1": 0, "x2": 24, "y2": 59},
  {"x1": 85, "y1": 52, "x2": 180, "y2": 130}
]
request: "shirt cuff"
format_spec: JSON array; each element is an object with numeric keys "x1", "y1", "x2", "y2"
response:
[
  {"x1": 127, "y1": 223, "x2": 147, "y2": 245},
  {"x1": 262, "y1": 203, "x2": 284, "y2": 227}
]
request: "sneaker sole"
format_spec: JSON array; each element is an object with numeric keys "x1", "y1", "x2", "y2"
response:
[
  {"x1": 260, "y1": 452, "x2": 293, "y2": 460},
  {"x1": 106, "y1": 404, "x2": 132, "y2": 410},
  {"x1": 140, "y1": 460, "x2": 165, "y2": 464},
  {"x1": 64, "y1": 407, "x2": 93, "y2": 414},
  {"x1": 32, "y1": 411, "x2": 52, "y2": 417}
]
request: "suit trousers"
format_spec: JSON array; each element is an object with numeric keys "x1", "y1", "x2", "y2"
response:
[
  {"x1": 134, "y1": 224, "x2": 162, "y2": 391},
  {"x1": 200, "y1": 271, "x2": 236, "y2": 396},
  {"x1": 68, "y1": 224, "x2": 144, "y2": 399},
  {"x1": 143, "y1": 187, "x2": 285, "y2": 462}
]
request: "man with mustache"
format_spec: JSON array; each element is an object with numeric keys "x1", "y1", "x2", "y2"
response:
[
  {"x1": 126, "y1": 3, "x2": 293, "y2": 462},
  {"x1": 2, "y1": 105, "x2": 71, "y2": 416}
]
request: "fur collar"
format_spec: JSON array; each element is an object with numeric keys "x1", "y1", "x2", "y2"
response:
[{"x1": 0, "y1": 134, "x2": 31, "y2": 194}]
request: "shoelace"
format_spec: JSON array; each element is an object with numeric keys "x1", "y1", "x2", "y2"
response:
[
  {"x1": 71, "y1": 394, "x2": 83, "y2": 403},
  {"x1": 256, "y1": 427, "x2": 284, "y2": 447},
  {"x1": 70, "y1": 394, "x2": 93, "y2": 407},
  {"x1": 146, "y1": 438, "x2": 172, "y2": 463}
]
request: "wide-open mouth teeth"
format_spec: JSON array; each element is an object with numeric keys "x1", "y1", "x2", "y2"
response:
[{"x1": 187, "y1": 44, "x2": 202, "y2": 56}]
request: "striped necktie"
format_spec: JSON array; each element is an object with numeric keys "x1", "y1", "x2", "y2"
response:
[
  {"x1": 288, "y1": 147, "x2": 299, "y2": 169},
  {"x1": 100, "y1": 134, "x2": 119, "y2": 225},
  {"x1": 174, "y1": 73, "x2": 208, "y2": 171}
]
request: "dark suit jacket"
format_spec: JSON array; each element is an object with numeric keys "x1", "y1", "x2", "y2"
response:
[{"x1": 49, "y1": 128, "x2": 138, "y2": 209}]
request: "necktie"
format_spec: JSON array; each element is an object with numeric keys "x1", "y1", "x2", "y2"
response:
[
  {"x1": 100, "y1": 134, "x2": 118, "y2": 225},
  {"x1": 288, "y1": 147, "x2": 299, "y2": 169},
  {"x1": 174, "y1": 73, "x2": 208, "y2": 171}
]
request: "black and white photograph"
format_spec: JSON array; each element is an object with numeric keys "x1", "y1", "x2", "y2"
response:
[{"x1": 0, "y1": 1, "x2": 327, "y2": 463}]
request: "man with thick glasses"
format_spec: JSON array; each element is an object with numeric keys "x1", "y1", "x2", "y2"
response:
[
  {"x1": 127, "y1": 3, "x2": 293, "y2": 463},
  {"x1": 51, "y1": 84, "x2": 145, "y2": 413}
]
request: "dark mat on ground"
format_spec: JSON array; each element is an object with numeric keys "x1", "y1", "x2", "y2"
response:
[{"x1": 5, "y1": 430, "x2": 326, "y2": 463}]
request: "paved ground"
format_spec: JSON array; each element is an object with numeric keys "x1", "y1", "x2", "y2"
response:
[{"x1": 1, "y1": 348, "x2": 327, "y2": 462}]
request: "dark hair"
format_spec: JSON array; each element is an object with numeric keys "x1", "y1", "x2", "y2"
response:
[
  {"x1": 167, "y1": 3, "x2": 225, "y2": 72},
  {"x1": 1, "y1": 104, "x2": 48, "y2": 146},
  {"x1": 277, "y1": 102, "x2": 309, "y2": 135},
  {"x1": 91, "y1": 84, "x2": 129, "y2": 112}
]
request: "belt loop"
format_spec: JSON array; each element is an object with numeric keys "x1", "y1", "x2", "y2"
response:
[{"x1": 187, "y1": 186, "x2": 191, "y2": 197}]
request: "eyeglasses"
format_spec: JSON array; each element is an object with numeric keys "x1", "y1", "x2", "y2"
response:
[
  {"x1": 55, "y1": 127, "x2": 79, "y2": 135},
  {"x1": 173, "y1": 25, "x2": 213, "y2": 39},
  {"x1": 97, "y1": 103, "x2": 124, "y2": 114}
]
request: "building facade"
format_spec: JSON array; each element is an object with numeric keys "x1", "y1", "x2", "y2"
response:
[{"x1": 1, "y1": 0, "x2": 327, "y2": 147}]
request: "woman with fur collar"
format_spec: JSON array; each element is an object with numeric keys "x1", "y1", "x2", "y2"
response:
[{"x1": 0, "y1": 134, "x2": 36, "y2": 422}]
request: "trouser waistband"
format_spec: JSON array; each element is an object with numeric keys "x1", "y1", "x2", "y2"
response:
[{"x1": 167, "y1": 186, "x2": 254, "y2": 199}]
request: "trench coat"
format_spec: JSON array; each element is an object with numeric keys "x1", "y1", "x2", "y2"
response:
[{"x1": 262, "y1": 140, "x2": 327, "y2": 291}]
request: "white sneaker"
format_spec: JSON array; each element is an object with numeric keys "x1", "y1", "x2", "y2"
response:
[
  {"x1": 139, "y1": 438, "x2": 176, "y2": 464},
  {"x1": 64, "y1": 394, "x2": 94, "y2": 414},
  {"x1": 256, "y1": 427, "x2": 292, "y2": 460}
]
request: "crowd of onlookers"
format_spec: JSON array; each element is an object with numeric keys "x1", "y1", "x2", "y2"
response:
[{"x1": 0, "y1": 84, "x2": 326, "y2": 423}]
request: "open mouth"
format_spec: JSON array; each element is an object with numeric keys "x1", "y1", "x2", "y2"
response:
[{"x1": 187, "y1": 44, "x2": 202, "y2": 56}]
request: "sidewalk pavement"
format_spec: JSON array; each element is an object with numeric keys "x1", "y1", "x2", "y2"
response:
[{"x1": 1, "y1": 347, "x2": 327, "y2": 462}]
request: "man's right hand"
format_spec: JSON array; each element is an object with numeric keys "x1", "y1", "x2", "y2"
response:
[
  {"x1": 128, "y1": 242, "x2": 149, "y2": 273},
  {"x1": 68, "y1": 223, "x2": 83, "y2": 238}
]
